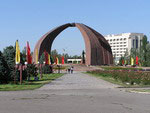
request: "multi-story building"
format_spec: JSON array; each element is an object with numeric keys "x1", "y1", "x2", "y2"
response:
[{"x1": 104, "y1": 33, "x2": 144, "y2": 63}]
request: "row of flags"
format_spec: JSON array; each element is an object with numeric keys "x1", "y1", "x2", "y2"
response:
[
  {"x1": 15, "y1": 40, "x2": 65, "y2": 65},
  {"x1": 121, "y1": 56, "x2": 139, "y2": 65}
]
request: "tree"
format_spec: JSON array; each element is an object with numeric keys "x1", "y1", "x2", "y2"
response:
[
  {"x1": 141, "y1": 35, "x2": 148, "y2": 66},
  {"x1": 82, "y1": 50, "x2": 85, "y2": 64},
  {"x1": 26, "y1": 64, "x2": 38, "y2": 80},
  {"x1": 22, "y1": 47, "x2": 27, "y2": 63},
  {"x1": 3, "y1": 46, "x2": 15, "y2": 78},
  {"x1": 146, "y1": 43, "x2": 150, "y2": 66},
  {"x1": 119, "y1": 55, "x2": 124, "y2": 66},
  {"x1": 0, "y1": 51, "x2": 11, "y2": 83}
]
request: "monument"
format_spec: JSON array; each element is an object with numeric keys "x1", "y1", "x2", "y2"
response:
[{"x1": 33, "y1": 23, "x2": 113, "y2": 65}]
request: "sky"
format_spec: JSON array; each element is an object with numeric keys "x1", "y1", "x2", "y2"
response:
[{"x1": 0, "y1": 0, "x2": 150, "y2": 56}]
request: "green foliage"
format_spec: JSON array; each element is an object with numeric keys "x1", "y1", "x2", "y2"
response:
[
  {"x1": 119, "y1": 56, "x2": 124, "y2": 66},
  {"x1": 3, "y1": 46, "x2": 15, "y2": 78},
  {"x1": 82, "y1": 50, "x2": 85, "y2": 64},
  {"x1": 128, "y1": 35, "x2": 150, "y2": 67},
  {"x1": 0, "y1": 73, "x2": 64, "y2": 91},
  {"x1": 39, "y1": 53, "x2": 45, "y2": 64},
  {"x1": 26, "y1": 64, "x2": 38, "y2": 79},
  {"x1": 87, "y1": 70, "x2": 150, "y2": 85},
  {"x1": 41, "y1": 65, "x2": 53, "y2": 74},
  {"x1": 100, "y1": 66, "x2": 142, "y2": 71},
  {"x1": 0, "y1": 51, "x2": 11, "y2": 84}
]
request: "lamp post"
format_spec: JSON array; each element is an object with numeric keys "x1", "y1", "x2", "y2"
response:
[
  {"x1": 15, "y1": 62, "x2": 28, "y2": 85},
  {"x1": 39, "y1": 61, "x2": 45, "y2": 79}
]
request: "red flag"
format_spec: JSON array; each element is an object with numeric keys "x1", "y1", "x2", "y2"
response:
[
  {"x1": 26, "y1": 41, "x2": 32, "y2": 64},
  {"x1": 136, "y1": 56, "x2": 138, "y2": 65},
  {"x1": 62, "y1": 56, "x2": 64, "y2": 64},
  {"x1": 122, "y1": 60, "x2": 124, "y2": 65},
  {"x1": 44, "y1": 51, "x2": 49, "y2": 65}
]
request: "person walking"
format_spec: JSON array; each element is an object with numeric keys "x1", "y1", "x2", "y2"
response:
[
  {"x1": 67, "y1": 67, "x2": 71, "y2": 74},
  {"x1": 70, "y1": 66, "x2": 74, "y2": 74}
]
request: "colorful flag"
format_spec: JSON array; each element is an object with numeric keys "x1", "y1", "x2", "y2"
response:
[
  {"x1": 56, "y1": 57, "x2": 59, "y2": 65},
  {"x1": 15, "y1": 40, "x2": 20, "y2": 64},
  {"x1": 136, "y1": 56, "x2": 138, "y2": 65},
  {"x1": 62, "y1": 56, "x2": 64, "y2": 64},
  {"x1": 35, "y1": 49, "x2": 38, "y2": 64},
  {"x1": 122, "y1": 59, "x2": 124, "y2": 65},
  {"x1": 44, "y1": 51, "x2": 49, "y2": 65},
  {"x1": 26, "y1": 41, "x2": 32, "y2": 64},
  {"x1": 131, "y1": 57, "x2": 134, "y2": 65},
  {"x1": 48, "y1": 54, "x2": 51, "y2": 65}
]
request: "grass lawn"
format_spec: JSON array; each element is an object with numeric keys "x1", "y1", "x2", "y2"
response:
[
  {"x1": 85, "y1": 72, "x2": 128, "y2": 87},
  {"x1": 0, "y1": 73, "x2": 64, "y2": 91},
  {"x1": 100, "y1": 66, "x2": 142, "y2": 71},
  {"x1": 86, "y1": 72, "x2": 150, "y2": 88},
  {"x1": 130, "y1": 89, "x2": 150, "y2": 93}
]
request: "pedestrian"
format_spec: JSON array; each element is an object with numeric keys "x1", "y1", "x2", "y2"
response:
[
  {"x1": 71, "y1": 66, "x2": 74, "y2": 74},
  {"x1": 68, "y1": 67, "x2": 71, "y2": 74}
]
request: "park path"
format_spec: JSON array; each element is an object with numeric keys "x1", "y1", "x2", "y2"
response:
[
  {"x1": 38, "y1": 71, "x2": 118, "y2": 90},
  {"x1": 0, "y1": 72, "x2": 150, "y2": 113}
]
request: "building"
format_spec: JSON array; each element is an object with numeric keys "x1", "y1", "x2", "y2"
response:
[
  {"x1": 104, "y1": 33, "x2": 144, "y2": 63},
  {"x1": 67, "y1": 59, "x2": 82, "y2": 64}
]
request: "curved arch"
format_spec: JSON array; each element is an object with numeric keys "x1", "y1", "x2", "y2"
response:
[{"x1": 33, "y1": 23, "x2": 113, "y2": 65}]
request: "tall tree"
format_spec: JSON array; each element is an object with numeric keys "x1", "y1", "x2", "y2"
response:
[
  {"x1": 146, "y1": 43, "x2": 150, "y2": 66},
  {"x1": 141, "y1": 35, "x2": 149, "y2": 66},
  {"x1": 3, "y1": 46, "x2": 15, "y2": 77},
  {"x1": 0, "y1": 51, "x2": 11, "y2": 83}
]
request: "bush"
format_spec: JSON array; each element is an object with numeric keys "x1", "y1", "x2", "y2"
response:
[
  {"x1": 26, "y1": 64, "x2": 38, "y2": 80},
  {"x1": 87, "y1": 70, "x2": 150, "y2": 85},
  {"x1": 3, "y1": 46, "x2": 15, "y2": 80},
  {"x1": 41, "y1": 65, "x2": 53, "y2": 74},
  {"x1": 0, "y1": 51, "x2": 11, "y2": 84}
]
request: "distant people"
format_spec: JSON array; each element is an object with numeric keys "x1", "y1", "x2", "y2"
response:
[
  {"x1": 68, "y1": 67, "x2": 71, "y2": 74},
  {"x1": 71, "y1": 66, "x2": 74, "y2": 74}
]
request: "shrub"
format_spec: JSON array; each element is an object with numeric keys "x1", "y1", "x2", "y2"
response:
[
  {"x1": 41, "y1": 65, "x2": 53, "y2": 74},
  {"x1": 0, "y1": 51, "x2": 11, "y2": 84},
  {"x1": 26, "y1": 64, "x2": 38, "y2": 80},
  {"x1": 87, "y1": 69, "x2": 150, "y2": 85}
]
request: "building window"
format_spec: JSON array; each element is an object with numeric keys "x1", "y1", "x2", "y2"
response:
[
  {"x1": 132, "y1": 39, "x2": 135, "y2": 48},
  {"x1": 136, "y1": 39, "x2": 138, "y2": 48}
]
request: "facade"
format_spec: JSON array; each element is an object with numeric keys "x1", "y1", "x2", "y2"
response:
[
  {"x1": 104, "y1": 33, "x2": 144, "y2": 63},
  {"x1": 67, "y1": 59, "x2": 82, "y2": 64}
]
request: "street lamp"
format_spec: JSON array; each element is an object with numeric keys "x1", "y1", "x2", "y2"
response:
[
  {"x1": 39, "y1": 61, "x2": 45, "y2": 79},
  {"x1": 15, "y1": 62, "x2": 27, "y2": 85}
]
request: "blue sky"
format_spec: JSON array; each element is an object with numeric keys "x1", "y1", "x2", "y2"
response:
[{"x1": 0, "y1": 0, "x2": 150, "y2": 56}]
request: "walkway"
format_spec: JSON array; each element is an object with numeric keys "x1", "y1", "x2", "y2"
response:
[{"x1": 0, "y1": 72, "x2": 150, "y2": 113}]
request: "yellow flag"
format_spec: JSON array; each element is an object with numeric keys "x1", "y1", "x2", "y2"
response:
[
  {"x1": 15, "y1": 40, "x2": 20, "y2": 64},
  {"x1": 56, "y1": 57, "x2": 59, "y2": 65},
  {"x1": 48, "y1": 54, "x2": 51, "y2": 65},
  {"x1": 35, "y1": 49, "x2": 38, "y2": 64},
  {"x1": 131, "y1": 57, "x2": 134, "y2": 65}
]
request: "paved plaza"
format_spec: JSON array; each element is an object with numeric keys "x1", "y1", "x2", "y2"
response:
[{"x1": 0, "y1": 72, "x2": 150, "y2": 113}]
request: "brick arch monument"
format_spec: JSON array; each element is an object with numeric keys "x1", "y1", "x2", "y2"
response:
[{"x1": 33, "y1": 23, "x2": 113, "y2": 65}]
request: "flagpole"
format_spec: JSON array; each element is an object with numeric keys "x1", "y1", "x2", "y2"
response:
[{"x1": 19, "y1": 64, "x2": 22, "y2": 84}]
